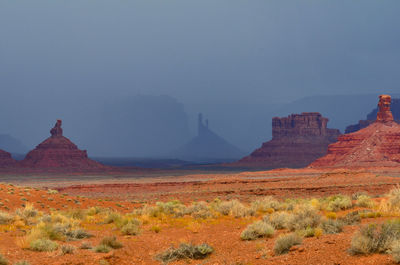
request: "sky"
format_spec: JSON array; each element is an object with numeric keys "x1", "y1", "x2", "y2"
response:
[{"x1": 1, "y1": 1, "x2": 400, "y2": 157}]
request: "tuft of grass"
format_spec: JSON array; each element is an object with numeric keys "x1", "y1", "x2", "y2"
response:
[
  {"x1": 155, "y1": 243, "x2": 213, "y2": 263},
  {"x1": 0, "y1": 211, "x2": 13, "y2": 225},
  {"x1": 338, "y1": 211, "x2": 361, "y2": 225},
  {"x1": 325, "y1": 195, "x2": 353, "y2": 212},
  {"x1": 100, "y1": 236, "x2": 123, "y2": 249},
  {"x1": 264, "y1": 212, "x2": 291, "y2": 229},
  {"x1": 0, "y1": 254, "x2": 8, "y2": 265},
  {"x1": 29, "y1": 239, "x2": 58, "y2": 252},
  {"x1": 286, "y1": 205, "x2": 321, "y2": 231},
  {"x1": 94, "y1": 244, "x2": 111, "y2": 253},
  {"x1": 274, "y1": 233, "x2": 302, "y2": 255},
  {"x1": 349, "y1": 222, "x2": 400, "y2": 255},
  {"x1": 356, "y1": 195, "x2": 375, "y2": 208},
  {"x1": 390, "y1": 240, "x2": 400, "y2": 263},
  {"x1": 121, "y1": 222, "x2": 140, "y2": 236},
  {"x1": 240, "y1": 221, "x2": 275, "y2": 240},
  {"x1": 251, "y1": 196, "x2": 280, "y2": 212},
  {"x1": 61, "y1": 245, "x2": 75, "y2": 255},
  {"x1": 320, "y1": 219, "x2": 343, "y2": 234}
]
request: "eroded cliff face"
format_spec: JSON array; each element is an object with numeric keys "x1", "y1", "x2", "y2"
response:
[
  {"x1": 310, "y1": 95, "x2": 400, "y2": 168},
  {"x1": 0, "y1": 149, "x2": 16, "y2": 168},
  {"x1": 236, "y1": 112, "x2": 341, "y2": 168},
  {"x1": 19, "y1": 120, "x2": 108, "y2": 171}
]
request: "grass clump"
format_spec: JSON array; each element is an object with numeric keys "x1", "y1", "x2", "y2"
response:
[
  {"x1": 324, "y1": 195, "x2": 353, "y2": 212},
  {"x1": 61, "y1": 245, "x2": 75, "y2": 255},
  {"x1": 286, "y1": 205, "x2": 321, "y2": 231},
  {"x1": 390, "y1": 240, "x2": 400, "y2": 263},
  {"x1": 0, "y1": 211, "x2": 13, "y2": 224},
  {"x1": 338, "y1": 211, "x2": 361, "y2": 225},
  {"x1": 251, "y1": 196, "x2": 280, "y2": 212},
  {"x1": 121, "y1": 222, "x2": 140, "y2": 235},
  {"x1": 349, "y1": 222, "x2": 400, "y2": 255},
  {"x1": 0, "y1": 254, "x2": 8, "y2": 265},
  {"x1": 356, "y1": 195, "x2": 375, "y2": 208},
  {"x1": 263, "y1": 212, "x2": 291, "y2": 229},
  {"x1": 80, "y1": 242, "x2": 92, "y2": 249},
  {"x1": 155, "y1": 243, "x2": 213, "y2": 263},
  {"x1": 100, "y1": 236, "x2": 123, "y2": 249},
  {"x1": 29, "y1": 239, "x2": 58, "y2": 252},
  {"x1": 94, "y1": 244, "x2": 111, "y2": 253},
  {"x1": 240, "y1": 221, "x2": 275, "y2": 240},
  {"x1": 320, "y1": 219, "x2": 343, "y2": 234},
  {"x1": 274, "y1": 233, "x2": 302, "y2": 255}
]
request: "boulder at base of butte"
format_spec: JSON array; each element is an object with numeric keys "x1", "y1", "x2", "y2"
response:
[
  {"x1": 310, "y1": 94, "x2": 400, "y2": 168},
  {"x1": 19, "y1": 120, "x2": 108, "y2": 171},
  {"x1": 0, "y1": 149, "x2": 16, "y2": 168},
  {"x1": 234, "y1": 112, "x2": 341, "y2": 169}
]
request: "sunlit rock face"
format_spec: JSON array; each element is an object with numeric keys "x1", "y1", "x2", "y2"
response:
[
  {"x1": 235, "y1": 112, "x2": 341, "y2": 169},
  {"x1": 19, "y1": 120, "x2": 108, "y2": 171},
  {"x1": 310, "y1": 95, "x2": 400, "y2": 168}
]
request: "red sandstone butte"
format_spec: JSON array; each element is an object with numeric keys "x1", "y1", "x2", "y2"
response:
[
  {"x1": 310, "y1": 94, "x2": 400, "y2": 168},
  {"x1": 235, "y1": 112, "x2": 341, "y2": 168},
  {"x1": 19, "y1": 120, "x2": 108, "y2": 171},
  {"x1": 0, "y1": 149, "x2": 16, "y2": 168}
]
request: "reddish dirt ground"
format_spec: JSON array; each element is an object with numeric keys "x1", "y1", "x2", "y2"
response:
[{"x1": 1, "y1": 167, "x2": 400, "y2": 265}]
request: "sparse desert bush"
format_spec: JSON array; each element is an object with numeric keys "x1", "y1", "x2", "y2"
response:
[
  {"x1": 320, "y1": 219, "x2": 343, "y2": 234},
  {"x1": 274, "y1": 233, "x2": 302, "y2": 255},
  {"x1": 66, "y1": 228, "x2": 93, "y2": 240},
  {"x1": 251, "y1": 196, "x2": 280, "y2": 212},
  {"x1": 338, "y1": 211, "x2": 361, "y2": 225},
  {"x1": 100, "y1": 236, "x2": 123, "y2": 249},
  {"x1": 352, "y1": 191, "x2": 369, "y2": 200},
  {"x1": 390, "y1": 240, "x2": 400, "y2": 263},
  {"x1": 349, "y1": 222, "x2": 400, "y2": 255},
  {"x1": 155, "y1": 243, "x2": 213, "y2": 263},
  {"x1": 29, "y1": 239, "x2": 58, "y2": 252},
  {"x1": 0, "y1": 254, "x2": 8, "y2": 265},
  {"x1": 213, "y1": 200, "x2": 254, "y2": 218},
  {"x1": 324, "y1": 195, "x2": 353, "y2": 212},
  {"x1": 299, "y1": 227, "x2": 316, "y2": 238},
  {"x1": 61, "y1": 245, "x2": 75, "y2": 255},
  {"x1": 13, "y1": 261, "x2": 30, "y2": 265},
  {"x1": 286, "y1": 205, "x2": 321, "y2": 231},
  {"x1": 240, "y1": 221, "x2": 275, "y2": 240},
  {"x1": 121, "y1": 222, "x2": 140, "y2": 235},
  {"x1": 80, "y1": 241, "x2": 92, "y2": 249},
  {"x1": 94, "y1": 244, "x2": 111, "y2": 253},
  {"x1": 263, "y1": 211, "x2": 291, "y2": 229},
  {"x1": 380, "y1": 186, "x2": 400, "y2": 213},
  {"x1": 104, "y1": 211, "x2": 122, "y2": 224},
  {"x1": 187, "y1": 202, "x2": 212, "y2": 219},
  {"x1": 0, "y1": 211, "x2": 13, "y2": 224},
  {"x1": 15, "y1": 204, "x2": 37, "y2": 220},
  {"x1": 356, "y1": 195, "x2": 375, "y2": 208},
  {"x1": 47, "y1": 189, "x2": 58, "y2": 194}
]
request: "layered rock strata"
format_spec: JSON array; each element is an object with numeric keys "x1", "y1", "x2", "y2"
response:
[
  {"x1": 0, "y1": 149, "x2": 16, "y2": 168},
  {"x1": 236, "y1": 112, "x2": 341, "y2": 168},
  {"x1": 310, "y1": 95, "x2": 400, "y2": 168}
]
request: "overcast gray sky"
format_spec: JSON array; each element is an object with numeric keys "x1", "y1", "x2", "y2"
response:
[{"x1": 1, "y1": 1, "x2": 400, "y2": 157}]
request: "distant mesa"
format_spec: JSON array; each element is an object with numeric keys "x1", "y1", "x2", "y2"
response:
[
  {"x1": 235, "y1": 112, "x2": 341, "y2": 169},
  {"x1": 310, "y1": 95, "x2": 400, "y2": 168},
  {"x1": 174, "y1": 113, "x2": 244, "y2": 162},
  {"x1": 0, "y1": 149, "x2": 17, "y2": 168},
  {"x1": 345, "y1": 97, "x2": 400, "y2": 133},
  {"x1": 19, "y1": 120, "x2": 108, "y2": 171}
]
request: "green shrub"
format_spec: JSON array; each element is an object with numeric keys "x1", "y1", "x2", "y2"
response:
[
  {"x1": 240, "y1": 221, "x2": 275, "y2": 240},
  {"x1": 29, "y1": 239, "x2": 58, "y2": 252},
  {"x1": 61, "y1": 245, "x2": 75, "y2": 255},
  {"x1": 155, "y1": 243, "x2": 213, "y2": 263},
  {"x1": 356, "y1": 195, "x2": 375, "y2": 208},
  {"x1": 338, "y1": 211, "x2": 361, "y2": 225},
  {"x1": 349, "y1": 222, "x2": 400, "y2": 255},
  {"x1": 94, "y1": 244, "x2": 111, "y2": 253},
  {"x1": 286, "y1": 206, "x2": 321, "y2": 231},
  {"x1": 0, "y1": 254, "x2": 8, "y2": 265},
  {"x1": 274, "y1": 233, "x2": 302, "y2": 255},
  {"x1": 100, "y1": 236, "x2": 123, "y2": 249},
  {"x1": 320, "y1": 219, "x2": 343, "y2": 234},
  {"x1": 121, "y1": 222, "x2": 140, "y2": 235},
  {"x1": 264, "y1": 212, "x2": 291, "y2": 229},
  {"x1": 0, "y1": 211, "x2": 13, "y2": 224}
]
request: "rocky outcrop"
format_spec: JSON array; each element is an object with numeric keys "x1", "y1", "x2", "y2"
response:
[
  {"x1": 235, "y1": 112, "x2": 341, "y2": 168},
  {"x1": 345, "y1": 98, "x2": 400, "y2": 133},
  {"x1": 19, "y1": 120, "x2": 108, "y2": 171},
  {"x1": 310, "y1": 95, "x2": 400, "y2": 168},
  {"x1": 0, "y1": 149, "x2": 16, "y2": 168}
]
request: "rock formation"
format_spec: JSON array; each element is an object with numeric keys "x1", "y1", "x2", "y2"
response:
[
  {"x1": 235, "y1": 112, "x2": 341, "y2": 168},
  {"x1": 0, "y1": 149, "x2": 16, "y2": 168},
  {"x1": 19, "y1": 120, "x2": 108, "y2": 171},
  {"x1": 174, "y1": 113, "x2": 244, "y2": 162},
  {"x1": 345, "y1": 97, "x2": 400, "y2": 133},
  {"x1": 310, "y1": 95, "x2": 400, "y2": 168}
]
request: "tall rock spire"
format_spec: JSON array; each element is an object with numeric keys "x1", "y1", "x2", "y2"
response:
[{"x1": 376, "y1": 94, "x2": 394, "y2": 122}]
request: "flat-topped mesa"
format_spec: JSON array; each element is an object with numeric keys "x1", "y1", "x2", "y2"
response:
[
  {"x1": 19, "y1": 120, "x2": 108, "y2": 171},
  {"x1": 376, "y1": 94, "x2": 394, "y2": 122},
  {"x1": 235, "y1": 112, "x2": 341, "y2": 169},
  {"x1": 310, "y1": 94, "x2": 400, "y2": 168}
]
